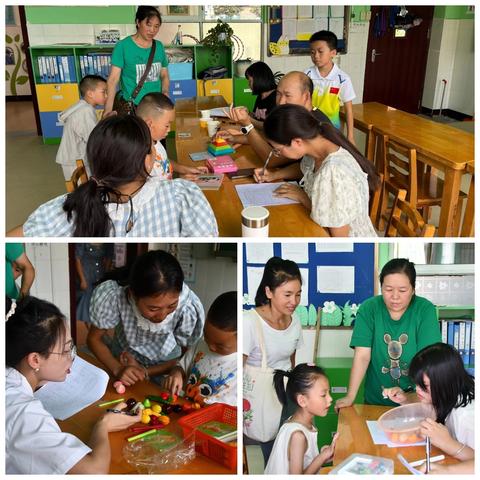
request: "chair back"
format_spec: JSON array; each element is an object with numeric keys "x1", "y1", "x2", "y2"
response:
[
  {"x1": 369, "y1": 173, "x2": 383, "y2": 228},
  {"x1": 65, "y1": 159, "x2": 88, "y2": 193}
]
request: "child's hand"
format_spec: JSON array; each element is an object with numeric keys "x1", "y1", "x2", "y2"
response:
[
  {"x1": 382, "y1": 386, "x2": 408, "y2": 404},
  {"x1": 253, "y1": 167, "x2": 277, "y2": 183},
  {"x1": 120, "y1": 351, "x2": 141, "y2": 367},
  {"x1": 334, "y1": 396, "x2": 354, "y2": 413},
  {"x1": 79, "y1": 279, "x2": 88, "y2": 291},
  {"x1": 164, "y1": 370, "x2": 184, "y2": 396},
  {"x1": 319, "y1": 432, "x2": 339, "y2": 464},
  {"x1": 419, "y1": 418, "x2": 455, "y2": 452},
  {"x1": 115, "y1": 365, "x2": 146, "y2": 386},
  {"x1": 98, "y1": 402, "x2": 142, "y2": 432},
  {"x1": 179, "y1": 166, "x2": 209, "y2": 180}
]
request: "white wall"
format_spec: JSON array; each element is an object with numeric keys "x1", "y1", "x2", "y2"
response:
[
  {"x1": 296, "y1": 328, "x2": 353, "y2": 364},
  {"x1": 422, "y1": 18, "x2": 474, "y2": 115},
  {"x1": 25, "y1": 243, "x2": 70, "y2": 320}
]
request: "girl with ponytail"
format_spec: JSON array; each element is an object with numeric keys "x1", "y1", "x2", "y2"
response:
[
  {"x1": 256, "y1": 103, "x2": 380, "y2": 237},
  {"x1": 8, "y1": 115, "x2": 218, "y2": 237},
  {"x1": 265, "y1": 363, "x2": 338, "y2": 474}
]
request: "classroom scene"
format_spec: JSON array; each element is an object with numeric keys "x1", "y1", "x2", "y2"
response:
[
  {"x1": 242, "y1": 241, "x2": 475, "y2": 474},
  {"x1": 5, "y1": 5, "x2": 475, "y2": 238},
  {"x1": 5, "y1": 242, "x2": 238, "y2": 474}
]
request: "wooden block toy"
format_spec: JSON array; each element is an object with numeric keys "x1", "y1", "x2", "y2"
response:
[{"x1": 207, "y1": 137, "x2": 235, "y2": 156}]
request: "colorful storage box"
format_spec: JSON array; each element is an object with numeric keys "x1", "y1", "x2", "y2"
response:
[
  {"x1": 206, "y1": 155, "x2": 238, "y2": 174},
  {"x1": 168, "y1": 62, "x2": 193, "y2": 80}
]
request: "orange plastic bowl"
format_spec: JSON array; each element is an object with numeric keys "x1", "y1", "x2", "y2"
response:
[{"x1": 378, "y1": 403, "x2": 436, "y2": 445}]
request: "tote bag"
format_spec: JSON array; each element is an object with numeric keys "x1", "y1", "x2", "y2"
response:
[{"x1": 243, "y1": 312, "x2": 283, "y2": 442}]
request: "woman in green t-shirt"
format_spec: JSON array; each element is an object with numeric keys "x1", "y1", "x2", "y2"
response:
[
  {"x1": 103, "y1": 6, "x2": 170, "y2": 116},
  {"x1": 335, "y1": 258, "x2": 441, "y2": 409}
]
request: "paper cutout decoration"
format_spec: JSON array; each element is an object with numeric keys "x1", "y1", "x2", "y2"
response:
[
  {"x1": 308, "y1": 304, "x2": 317, "y2": 326},
  {"x1": 321, "y1": 301, "x2": 343, "y2": 326},
  {"x1": 295, "y1": 305, "x2": 309, "y2": 326}
]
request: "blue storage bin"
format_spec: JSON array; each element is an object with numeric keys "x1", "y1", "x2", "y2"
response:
[
  {"x1": 168, "y1": 62, "x2": 193, "y2": 80},
  {"x1": 39, "y1": 111, "x2": 64, "y2": 139},
  {"x1": 169, "y1": 79, "x2": 197, "y2": 103}
]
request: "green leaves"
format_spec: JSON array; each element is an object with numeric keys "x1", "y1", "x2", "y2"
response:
[
  {"x1": 16, "y1": 75, "x2": 29, "y2": 85},
  {"x1": 6, "y1": 34, "x2": 13, "y2": 44}
]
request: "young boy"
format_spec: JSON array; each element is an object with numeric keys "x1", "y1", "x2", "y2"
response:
[
  {"x1": 56, "y1": 75, "x2": 107, "y2": 180},
  {"x1": 304, "y1": 30, "x2": 356, "y2": 145},
  {"x1": 136, "y1": 92, "x2": 207, "y2": 180},
  {"x1": 164, "y1": 291, "x2": 237, "y2": 407}
]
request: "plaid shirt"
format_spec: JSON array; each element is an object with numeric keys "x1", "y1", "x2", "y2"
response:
[
  {"x1": 89, "y1": 280, "x2": 205, "y2": 365},
  {"x1": 23, "y1": 179, "x2": 218, "y2": 237}
]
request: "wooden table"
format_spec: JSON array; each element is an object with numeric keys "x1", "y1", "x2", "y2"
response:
[
  {"x1": 334, "y1": 405, "x2": 458, "y2": 474},
  {"x1": 57, "y1": 352, "x2": 233, "y2": 474},
  {"x1": 174, "y1": 96, "x2": 328, "y2": 237},
  {"x1": 343, "y1": 102, "x2": 474, "y2": 237}
]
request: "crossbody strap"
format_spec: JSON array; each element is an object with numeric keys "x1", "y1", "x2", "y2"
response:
[
  {"x1": 131, "y1": 41, "x2": 157, "y2": 101},
  {"x1": 253, "y1": 310, "x2": 269, "y2": 371}
]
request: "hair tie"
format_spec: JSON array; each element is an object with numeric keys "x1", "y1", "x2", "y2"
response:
[
  {"x1": 6, "y1": 300, "x2": 16, "y2": 322},
  {"x1": 90, "y1": 176, "x2": 105, "y2": 187}
]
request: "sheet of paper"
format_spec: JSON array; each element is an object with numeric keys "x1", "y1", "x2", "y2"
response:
[
  {"x1": 315, "y1": 242, "x2": 354, "y2": 253},
  {"x1": 282, "y1": 6, "x2": 297, "y2": 18},
  {"x1": 330, "y1": 5, "x2": 345, "y2": 17},
  {"x1": 317, "y1": 266, "x2": 355, "y2": 293},
  {"x1": 296, "y1": 19, "x2": 316, "y2": 40},
  {"x1": 235, "y1": 182, "x2": 300, "y2": 208},
  {"x1": 34, "y1": 356, "x2": 109, "y2": 420},
  {"x1": 245, "y1": 243, "x2": 274, "y2": 264},
  {"x1": 282, "y1": 19, "x2": 297, "y2": 41},
  {"x1": 297, "y1": 6, "x2": 313, "y2": 18},
  {"x1": 329, "y1": 18, "x2": 345, "y2": 38},
  {"x1": 315, "y1": 18, "x2": 329, "y2": 32},
  {"x1": 299, "y1": 268, "x2": 309, "y2": 306},
  {"x1": 246, "y1": 266, "x2": 265, "y2": 304},
  {"x1": 280, "y1": 243, "x2": 309, "y2": 264},
  {"x1": 209, "y1": 107, "x2": 229, "y2": 117},
  {"x1": 313, "y1": 5, "x2": 329, "y2": 17},
  {"x1": 366, "y1": 421, "x2": 425, "y2": 448}
]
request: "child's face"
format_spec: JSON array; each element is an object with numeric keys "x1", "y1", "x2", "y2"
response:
[
  {"x1": 381, "y1": 273, "x2": 414, "y2": 316},
  {"x1": 39, "y1": 334, "x2": 75, "y2": 383},
  {"x1": 135, "y1": 290, "x2": 180, "y2": 323},
  {"x1": 416, "y1": 374, "x2": 432, "y2": 404},
  {"x1": 147, "y1": 109, "x2": 175, "y2": 142},
  {"x1": 266, "y1": 279, "x2": 302, "y2": 316},
  {"x1": 300, "y1": 376, "x2": 332, "y2": 417},
  {"x1": 89, "y1": 83, "x2": 107, "y2": 106},
  {"x1": 203, "y1": 320, "x2": 237, "y2": 356},
  {"x1": 310, "y1": 40, "x2": 336, "y2": 70}
]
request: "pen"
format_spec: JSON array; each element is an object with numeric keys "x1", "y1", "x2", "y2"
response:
[
  {"x1": 97, "y1": 398, "x2": 124, "y2": 407},
  {"x1": 426, "y1": 436, "x2": 431, "y2": 473},
  {"x1": 262, "y1": 150, "x2": 274, "y2": 177},
  {"x1": 409, "y1": 454, "x2": 444, "y2": 468}
]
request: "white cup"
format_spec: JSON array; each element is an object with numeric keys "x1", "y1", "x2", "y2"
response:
[
  {"x1": 241, "y1": 206, "x2": 269, "y2": 237},
  {"x1": 200, "y1": 109, "x2": 211, "y2": 119},
  {"x1": 207, "y1": 120, "x2": 220, "y2": 137}
]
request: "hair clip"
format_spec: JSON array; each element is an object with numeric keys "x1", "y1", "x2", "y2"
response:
[
  {"x1": 6, "y1": 300, "x2": 16, "y2": 321},
  {"x1": 306, "y1": 362, "x2": 316, "y2": 367}
]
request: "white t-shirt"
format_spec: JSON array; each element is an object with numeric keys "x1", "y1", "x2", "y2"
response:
[
  {"x1": 243, "y1": 308, "x2": 303, "y2": 370},
  {"x1": 264, "y1": 421, "x2": 319, "y2": 474},
  {"x1": 5, "y1": 367, "x2": 91, "y2": 474},
  {"x1": 178, "y1": 338, "x2": 237, "y2": 406},
  {"x1": 151, "y1": 140, "x2": 172, "y2": 180},
  {"x1": 445, "y1": 399, "x2": 475, "y2": 449}
]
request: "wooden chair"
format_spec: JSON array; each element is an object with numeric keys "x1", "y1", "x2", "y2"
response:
[
  {"x1": 384, "y1": 182, "x2": 436, "y2": 237},
  {"x1": 65, "y1": 159, "x2": 88, "y2": 193},
  {"x1": 375, "y1": 129, "x2": 449, "y2": 228},
  {"x1": 460, "y1": 164, "x2": 474, "y2": 237},
  {"x1": 369, "y1": 173, "x2": 383, "y2": 229}
]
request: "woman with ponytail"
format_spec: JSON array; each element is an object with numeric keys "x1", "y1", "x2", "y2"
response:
[
  {"x1": 255, "y1": 103, "x2": 380, "y2": 237},
  {"x1": 8, "y1": 115, "x2": 218, "y2": 237},
  {"x1": 265, "y1": 363, "x2": 338, "y2": 474},
  {"x1": 243, "y1": 256, "x2": 304, "y2": 464}
]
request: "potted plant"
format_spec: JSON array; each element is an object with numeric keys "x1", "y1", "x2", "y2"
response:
[{"x1": 202, "y1": 20, "x2": 233, "y2": 51}]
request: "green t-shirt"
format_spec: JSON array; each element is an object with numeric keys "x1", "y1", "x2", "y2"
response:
[
  {"x1": 6, "y1": 243, "x2": 24, "y2": 300},
  {"x1": 350, "y1": 295, "x2": 441, "y2": 406},
  {"x1": 111, "y1": 36, "x2": 168, "y2": 105}
]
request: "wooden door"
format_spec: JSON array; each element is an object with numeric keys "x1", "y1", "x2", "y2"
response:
[{"x1": 363, "y1": 6, "x2": 434, "y2": 113}]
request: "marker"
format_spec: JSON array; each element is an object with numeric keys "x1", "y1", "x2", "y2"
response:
[
  {"x1": 127, "y1": 429, "x2": 158, "y2": 442},
  {"x1": 409, "y1": 454, "x2": 445, "y2": 468},
  {"x1": 425, "y1": 436, "x2": 431, "y2": 473},
  {"x1": 97, "y1": 398, "x2": 124, "y2": 408}
]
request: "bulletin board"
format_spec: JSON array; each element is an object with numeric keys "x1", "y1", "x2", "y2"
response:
[
  {"x1": 267, "y1": 5, "x2": 349, "y2": 56},
  {"x1": 243, "y1": 243, "x2": 375, "y2": 308}
]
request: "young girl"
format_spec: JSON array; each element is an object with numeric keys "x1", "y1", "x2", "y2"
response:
[
  {"x1": 5, "y1": 296, "x2": 140, "y2": 474},
  {"x1": 7, "y1": 115, "x2": 218, "y2": 237},
  {"x1": 257, "y1": 104, "x2": 380, "y2": 237},
  {"x1": 265, "y1": 363, "x2": 338, "y2": 474},
  {"x1": 87, "y1": 249, "x2": 205, "y2": 387},
  {"x1": 384, "y1": 342, "x2": 474, "y2": 474}
]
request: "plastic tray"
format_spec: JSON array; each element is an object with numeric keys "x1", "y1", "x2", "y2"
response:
[{"x1": 329, "y1": 453, "x2": 394, "y2": 475}]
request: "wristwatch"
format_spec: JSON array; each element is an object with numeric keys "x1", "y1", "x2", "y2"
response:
[{"x1": 241, "y1": 124, "x2": 254, "y2": 135}]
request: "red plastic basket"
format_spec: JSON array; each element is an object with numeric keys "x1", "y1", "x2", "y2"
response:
[{"x1": 178, "y1": 403, "x2": 237, "y2": 471}]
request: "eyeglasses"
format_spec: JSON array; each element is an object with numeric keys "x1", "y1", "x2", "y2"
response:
[{"x1": 49, "y1": 340, "x2": 77, "y2": 360}]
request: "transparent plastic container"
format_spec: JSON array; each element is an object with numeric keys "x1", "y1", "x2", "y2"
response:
[
  {"x1": 378, "y1": 402, "x2": 436, "y2": 444},
  {"x1": 329, "y1": 453, "x2": 394, "y2": 474}
]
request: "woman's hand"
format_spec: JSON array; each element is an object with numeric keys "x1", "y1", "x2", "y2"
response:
[
  {"x1": 253, "y1": 167, "x2": 279, "y2": 183},
  {"x1": 216, "y1": 128, "x2": 247, "y2": 147},
  {"x1": 419, "y1": 418, "x2": 456, "y2": 453},
  {"x1": 334, "y1": 396, "x2": 354, "y2": 413},
  {"x1": 97, "y1": 402, "x2": 141, "y2": 432},
  {"x1": 382, "y1": 386, "x2": 408, "y2": 404},
  {"x1": 273, "y1": 183, "x2": 311, "y2": 209},
  {"x1": 223, "y1": 105, "x2": 251, "y2": 126}
]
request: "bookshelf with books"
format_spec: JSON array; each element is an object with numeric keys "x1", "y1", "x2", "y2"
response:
[
  {"x1": 30, "y1": 44, "x2": 113, "y2": 144},
  {"x1": 437, "y1": 305, "x2": 475, "y2": 376}
]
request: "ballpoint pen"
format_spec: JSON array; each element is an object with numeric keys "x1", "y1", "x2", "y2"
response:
[
  {"x1": 426, "y1": 436, "x2": 431, "y2": 473},
  {"x1": 262, "y1": 150, "x2": 274, "y2": 177}
]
